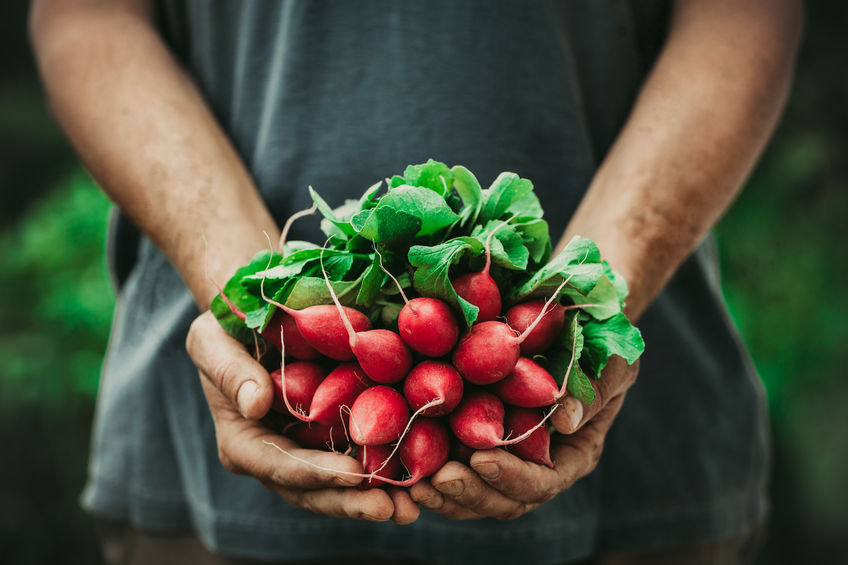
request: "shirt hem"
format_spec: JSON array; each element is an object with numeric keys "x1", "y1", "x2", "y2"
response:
[{"x1": 81, "y1": 473, "x2": 768, "y2": 565}]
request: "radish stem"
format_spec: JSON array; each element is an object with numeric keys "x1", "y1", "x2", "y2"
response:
[
  {"x1": 278, "y1": 201, "x2": 318, "y2": 256},
  {"x1": 370, "y1": 397, "x2": 444, "y2": 479},
  {"x1": 374, "y1": 243, "x2": 411, "y2": 306},
  {"x1": 319, "y1": 240, "x2": 357, "y2": 342}
]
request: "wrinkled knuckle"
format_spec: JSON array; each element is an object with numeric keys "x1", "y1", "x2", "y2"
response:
[
  {"x1": 503, "y1": 504, "x2": 529, "y2": 521},
  {"x1": 283, "y1": 465, "x2": 315, "y2": 489},
  {"x1": 528, "y1": 484, "x2": 557, "y2": 504},
  {"x1": 582, "y1": 443, "x2": 603, "y2": 476},
  {"x1": 558, "y1": 469, "x2": 577, "y2": 492},
  {"x1": 591, "y1": 436, "x2": 605, "y2": 462},
  {"x1": 216, "y1": 442, "x2": 239, "y2": 474},
  {"x1": 493, "y1": 504, "x2": 523, "y2": 521},
  {"x1": 265, "y1": 465, "x2": 288, "y2": 487},
  {"x1": 186, "y1": 316, "x2": 204, "y2": 356},
  {"x1": 541, "y1": 484, "x2": 559, "y2": 503},
  {"x1": 288, "y1": 489, "x2": 310, "y2": 512},
  {"x1": 210, "y1": 358, "x2": 239, "y2": 397}
]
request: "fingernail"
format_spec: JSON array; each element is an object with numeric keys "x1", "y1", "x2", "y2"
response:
[
  {"x1": 237, "y1": 381, "x2": 258, "y2": 417},
  {"x1": 564, "y1": 397, "x2": 583, "y2": 432},
  {"x1": 473, "y1": 462, "x2": 501, "y2": 480},
  {"x1": 418, "y1": 493, "x2": 444, "y2": 509},
  {"x1": 434, "y1": 479, "x2": 464, "y2": 497}
]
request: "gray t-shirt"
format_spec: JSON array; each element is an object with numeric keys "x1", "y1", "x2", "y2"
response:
[{"x1": 82, "y1": 2, "x2": 769, "y2": 563}]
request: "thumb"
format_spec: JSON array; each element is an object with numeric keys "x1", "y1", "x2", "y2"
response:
[
  {"x1": 187, "y1": 310, "x2": 274, "y2": 419},
  {"x1": 551, "y1": 356, "x2": 638, "y2": 435}
]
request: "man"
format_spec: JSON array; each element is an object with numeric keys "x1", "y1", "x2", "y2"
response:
[{"x1": 31, "y1": 1, "x2": 802, "y2": 563}]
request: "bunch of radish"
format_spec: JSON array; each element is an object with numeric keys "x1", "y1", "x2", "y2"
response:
[{"x1": 212, "y1": 160, "x2": 644, "y2": 488}]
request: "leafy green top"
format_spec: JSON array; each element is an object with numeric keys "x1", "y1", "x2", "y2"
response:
[{"x1": 212, "y1": 159, "x2": 644, "y2": 405}]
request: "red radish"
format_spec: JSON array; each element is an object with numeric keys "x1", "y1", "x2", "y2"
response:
[
  {"x1": 318, "y1": 247, "x2": 412, "y2": 383},
  {"x1": 273, "y1": 312, "x2": 320, "y2": 360},
  {"x1": 397, "y1": 418, "x2": 450, "y2": 484},
  {"x1": 286, "y1": 363, "x2": 371, "y2": 426},
  {"x1": 364, "y1": 370, "x2": 457, "y2": 479},
  {"x1": 403, "y1": 361, "x2": 463, "y2": 417},
  {"x1": 505, "y1": 300, "x2": 566, "y2": 355},
  {"x1": 349, "y1": 386, "x2": 410, "y2": 446},
  {"x1": 449, "y1": 391, "x2": 505, "y2": 449},
  {"x1": 351, "y1": 329, "x2": 413, "y2": 384},
  {"x1": 287, "y1": 421, "x2": 349, "y2": 452},
  {"x1": 504, "y1": 407, "x2": 554, "y2": 468},
  {"x1": 452, "y1": 274, "x2": 500, "y2": 323},
  {"x1": 449, "y1": 390, "x2": 558, "y2": 450},
  {"x1": 452, "y1": 321, "x2": 521, "y2": 385},
  {"x1": 452, "y1": 333, "x2": 580, "y2": 450},
  {"x1": 397, "y1": 298, "x2": 460, "y2": 357},
  {"x1": 280, "y1": 304, "x2": 372, "y2": 361},
  {"x1": 262, "y1": 417, "x2": 449, "y2": 487},
  {"x1": 206, "y1": 266, "x2": 322, "y2": 360},
  {"x1": 490, "y1": 357, "x2": 559, "y2": 408},
  {"x1": 356, "y1": 444, "x2": 403, "y2": 489},
  {"x1": 257, "y1": 232, "x2": 373, "y2": 361},
  {"x1": 451, "y1": 221, "x2": 509, "y2": 323},
  {"x1": 270, "y1": 361, "x2": 326, "y2": 413},
  {"x1": 374, "y1": 246, "x2": 460, "y2": 357},
  {"x1": 451, "y1": 272, "x2": 585, "y2": 385}
]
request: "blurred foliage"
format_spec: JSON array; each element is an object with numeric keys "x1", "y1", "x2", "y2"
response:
[
  {"x1": 0, "y1": 173, "x2": 114, "y2": 397},
  {"x1": 1, "y1": 2, "x2": 847, "y2": 565},
  {"x1": 0, "y1": 173, "x2": 111, "y2": 564},
  {"x1": 713, "y1": 3, "x2": 848, "y2": 562}
]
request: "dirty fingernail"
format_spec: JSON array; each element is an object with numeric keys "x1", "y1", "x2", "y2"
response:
[
  {"x1": 434, "y1": 479, "x2": 464, "y2": 497},
  {"x1": 419, "y1": 493, "x2": 444, "y2": 509},
  {"x1": 237, "y1": 381, "x2": 258, "y2": 417},
  {"x1": 361, "y1": 512, "x2": 388, "y2": 522},
  {"x1": 474, "y1": 462, "x2": 501, "y2": 480}
]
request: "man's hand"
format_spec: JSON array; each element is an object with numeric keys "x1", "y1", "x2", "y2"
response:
[
  {"x1": 186, "y1": 311, "x2": 420, "y2": 524},
  {"x1": 410, "y1": 357, "x2": 638, "y2": 519}
]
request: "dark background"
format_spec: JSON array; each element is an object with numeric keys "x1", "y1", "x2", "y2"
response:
[{"x1": 1, "y1": 2, "x2": 846, "y2": 564}]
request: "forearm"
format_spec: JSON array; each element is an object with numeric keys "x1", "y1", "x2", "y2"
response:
[
  {"x1": 557, "y1": 0, "x2": 803, "y2": 320},
  {"x1": 30, "y1": 0, "x2": 278, "y2": 308}
]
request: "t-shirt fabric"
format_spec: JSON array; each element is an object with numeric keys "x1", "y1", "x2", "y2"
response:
[{"x1": 81, "y1": 2, "x2": 770, "y2": 564}]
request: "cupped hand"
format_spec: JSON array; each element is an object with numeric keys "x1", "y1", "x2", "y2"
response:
[
  {"x1": 410, "y1": 357, "x2": 638, "y2": 520},
  {"x1": 186, "y1": 311, "x2": 420, "y2": 524}
]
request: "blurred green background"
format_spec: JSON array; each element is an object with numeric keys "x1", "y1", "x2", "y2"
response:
[{"x1": 1, "y1": 3, "x2": 846, "y2": 564}]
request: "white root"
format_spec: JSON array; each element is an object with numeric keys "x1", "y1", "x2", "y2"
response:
[{"x1": 278, "y1": 201, "x2": 318, "y2": 256}]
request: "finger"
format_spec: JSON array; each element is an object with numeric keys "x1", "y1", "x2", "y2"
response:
[
  {"x1": 187, "y1": 310, "x2": 273, "y2": 420},
  {"x1": 550, "y1": 393, "x2": 626, "y2": 490},
  {"x1": 386, "y1": 487, "x2": 420, "y2": 525},
  {"x1": 427, "y1": 462, "x2": 528, "y2": 520},
  {"x1": 409, "y1": 481, "x2": 485, "y2": 520},
  {"x1": 469, "y1": 449, "x2": 562, "y2": 504},
  {"x1": 552, "y1": 356, "x2": 638, "y2": 434},
  {"x1": 201, "y1": 376, "x2": 364, "y2": 490},
  {"x1": 270, "y1": 484, "x2": 395, "y2": 522}
]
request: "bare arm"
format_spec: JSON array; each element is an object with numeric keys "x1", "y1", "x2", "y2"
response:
[
  {"x1": 559, "y1": 0, "x2": 804, "y2": 320},
  {"x1": 411, "y1": 0, "x2": 803, "y2": 520},
  {"x1": 30, "y1": 0, "x2": 277, "y2": 308},
  {"x1": 30, "y1": 0, "x2": 418, "y2": 524}
]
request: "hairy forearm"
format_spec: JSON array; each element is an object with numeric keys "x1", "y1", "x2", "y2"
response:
[
  {"x1": 557, "y1": 0, "x2": 803, "y2": 320},
  {"x1": 30, "y1": 0, "x2": 278, "y2": 308}
]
